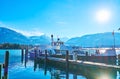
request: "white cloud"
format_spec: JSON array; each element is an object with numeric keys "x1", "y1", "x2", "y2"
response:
[
  {"x1": 0, "y1": 22, "x2": 44, "y2": 36},
  {"x1": 7, "y1": 28, "x2": 44, "y2": 36},
  {"x1": 16, "y1": 30, "x2": 44, "y2": 36},
  {"x1": 56, "y1": 21, "x2": 67, "y2": 25}
]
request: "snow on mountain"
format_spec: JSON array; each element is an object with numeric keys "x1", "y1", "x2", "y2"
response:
[
  {"x1": 60, "y1": 37, "x2": 69, "y2": 42},
  {"x1": 66, "y1": 32, "x2": 120, "y2": 47},
  {"x1": 0, "y1": 27, "x2": 29, "y2": 44},
  {"x1": 29, "y1": 35, "x2": 51, "y2": 45},
  {"x1": 1, "y1": 27, "x2": 120, "y2": 47},
  {"x1": 0, "y1": 27, "x2": 50, "y2": 45}
]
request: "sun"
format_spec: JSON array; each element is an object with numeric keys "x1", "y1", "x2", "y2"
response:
[{"x1": 95, "y1": 9, "x2": 111, "y2": 23}]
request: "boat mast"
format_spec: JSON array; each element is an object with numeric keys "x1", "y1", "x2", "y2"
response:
[
  {"x1": 112, "y1": 30, "x2": 115, "y2": 49},
  {"x1": 51, "y1": 34, "x2": 54, "y2": 46}
]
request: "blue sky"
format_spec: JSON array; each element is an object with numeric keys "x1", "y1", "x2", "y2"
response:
[{"x1": 0, "y1": 0, "x2": 120, "y2": 38}]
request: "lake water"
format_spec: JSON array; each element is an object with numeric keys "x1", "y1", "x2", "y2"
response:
[{"x1": 0, "y1": 49, "x2": 120, "y2": 79}]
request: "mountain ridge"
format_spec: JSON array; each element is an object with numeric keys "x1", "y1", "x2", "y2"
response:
[
  {"x1": 0, "y1": 27, "x2": 50, "y2": 45},
  {"x1": 1, "y1": 27, "x2": 120, "y2": 47},
  {"x1": 66, "y1": 32, "x2": 120, "y2": 47}
]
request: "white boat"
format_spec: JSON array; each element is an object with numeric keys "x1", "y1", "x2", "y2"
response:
[{"x1": 94, "y1": 48, "x2": 116, "y2": 56}]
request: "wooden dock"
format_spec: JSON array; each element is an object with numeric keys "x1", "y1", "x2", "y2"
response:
[
  {"x1": 30, "y1": 49, "x2": 120, "y2": 70},
  {"x1": 39, "y1": 56, "x2": 120, "y2": 70},
  {"x1": 28, "y1": 49, "x2": 120, "y2": 73},
  {"x1": 33, "y1": 55, "x2": 120, "y2": 79}
]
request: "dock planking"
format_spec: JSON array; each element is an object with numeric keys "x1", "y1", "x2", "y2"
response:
[{"x1": 39, "y1": 56, "x2": 120, "y2": 70}]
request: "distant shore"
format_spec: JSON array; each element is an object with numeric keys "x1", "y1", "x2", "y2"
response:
[{"x1": 0, "y1": 43, "x2": 32, "y2": 49}]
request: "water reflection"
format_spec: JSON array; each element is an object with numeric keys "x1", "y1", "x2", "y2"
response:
[
  {"x1": 116, "y1": 71, "x2": 120, "y2": 79},
  {"x1": 0, "y1": 50, "x2": 120, "y2": 79},
  {"x1": 34, "y1": 58, "x2": 120, "y2": 79}
]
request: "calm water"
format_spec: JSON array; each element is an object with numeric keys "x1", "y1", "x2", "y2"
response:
[{"x1": 0, "y1": 49, "x2": 120, "y2": 79}]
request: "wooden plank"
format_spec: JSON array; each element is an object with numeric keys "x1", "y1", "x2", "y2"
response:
[{"x1": 39, "y1": 56, "x2": 120, "y2": 70}]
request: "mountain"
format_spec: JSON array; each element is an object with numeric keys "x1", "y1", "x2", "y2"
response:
[
  {"x1": 0, "y1": 27, "x2": 29, "y2": 44},
  {"x1": 29, "y1": 35, "x2": 51, "y2": 45},
  {"x1": 52, "y1": 37, "x2": 69, "y2": 42},
  {"x1": 0, "y1": 27, "x2": 50, "y2": 45},
  {"x1": 66, "y1": 32, "x2": 120, "y2": 47},
  {"x1": 60, "y1": 37, "x2": 69, "y2": 42},
  {"x1": 2, "y1": 27, "x2": 120, "y2": 47}
]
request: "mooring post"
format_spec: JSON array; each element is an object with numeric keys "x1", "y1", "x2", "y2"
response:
[
  {"x1": 73, "y1": 51, "x2": 77, "y2": 61},
  {"x1": 86, "y1": 51, "x2": 88, "y2": 61},
  {"x1": 44, "y1": 50, "x2": 47, "y2": 75},
  {"x1": 21, "y1": 49, "x2": 24, "y2": 63},
  {"x1": 73, "y1": 74, "x2": 77, "y2": 79},
  {"x1": 25, "y1": 48, "x2": 28, "y2": 67},
  {"x1": 118, "y1": 55, "x2": 120, "y2": 65},
  {"x1": 38, "y1": 61, "x2": 41, "y2": 69},
  {"x1": 3, "y1": 51, "x2": 9, "y2": 79},
  {"x1": 66, "y1": 50, "x2": 69, "y2": 79},
  {"x1": 45, "y1": 50, "x2": 47, "y2": 61},
  {"x1": 34, "y1": 49, "x2": 37, "y2": 71},
  {"x1": 34, "y1": 58, "x2": 37, "y2": 71},
  {"x1": 0, "y1": 64, "x2": 2, "y2": 79},
  {"x1": 44, "y1": 64, "x2": 47, "y2": 76}
]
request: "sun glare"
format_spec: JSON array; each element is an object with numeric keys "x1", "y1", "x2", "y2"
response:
[
  {"x1": 95, "y1": 9, "x2": 111, "y2": 23},
  {"x1": 96, "y1": 73, "x2": 111, "y2": 79}
]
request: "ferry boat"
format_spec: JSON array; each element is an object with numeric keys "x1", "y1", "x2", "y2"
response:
[
  {"x1": 29, "y1": 35, "x2": 65, "y2": 59},
  {"x1": 29, "y1": 35, "x2": 117, "y2": 64}
]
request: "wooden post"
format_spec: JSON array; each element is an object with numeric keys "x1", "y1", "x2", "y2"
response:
[
  {"x1": 45, "y1": 50, "x2": 47, "y2": 61},
  {"x1": 34, "y1": 49, "x2": 37, "y2": 59},
  {"x1": 118, "y1": 55, "x2": 120, "y2": 65},
  {"x1": 66, "y1": 50, "x2": 69, "y2": 79},
  {"x1": 73, "y1": 74, "x2": 77, "y2": 79},
  {"x1": 86, "y1": 51, "x2": 88, "y2": 61},
  {"x1": 38, "y1": 60, "x2": 41, "y2": 69},
  {"x1": 25, "y1": 48, "x2": 28, "y2": 68},
  {"x1": 4, "y1": 51, "x2": 9, "y2": 79},
  {"x1": 73, "y1": 52, "x2": 77, "y2": 61},
  {"x1": 44, "y1": 50, "x2": 47, "y2": 75},
  {"x1": 34, "y1": 49, "x2": 37, "y2": 71},
  {"x1": 21, "y1": 49, "x2": 24, "y2": 63},
  {"x1": 0, "y1": 64, "x2": 2, "y2": 79},
  {"x1": 34, "y1": 59, "x2": 37, "y2": 71}
]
